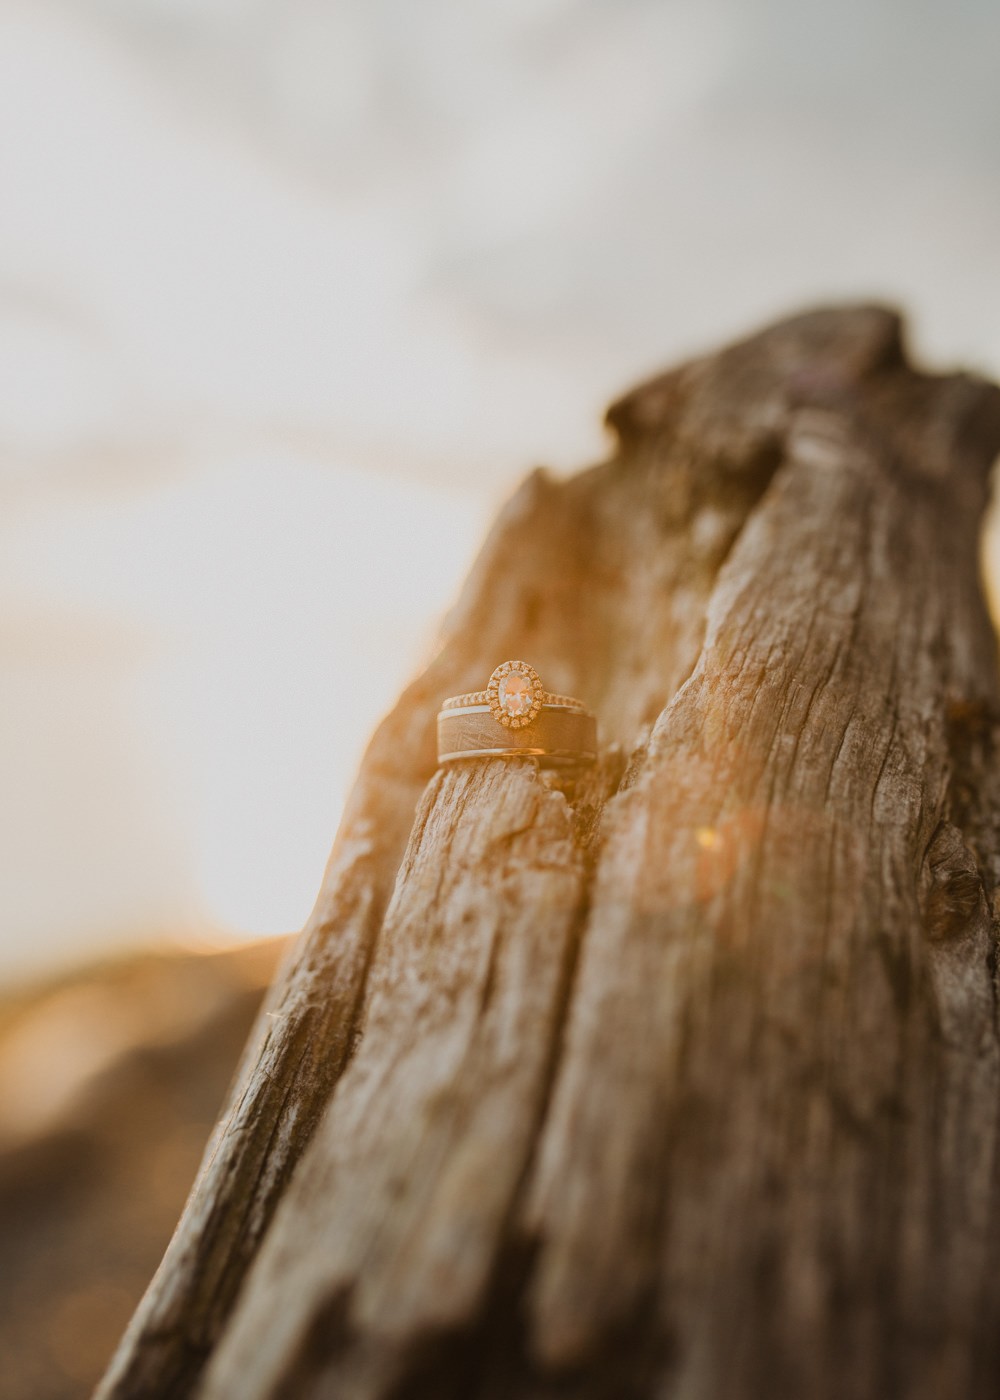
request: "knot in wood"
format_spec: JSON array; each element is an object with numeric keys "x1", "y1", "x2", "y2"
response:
[{"x1": 920, "y1": 822, "x2": 985, "y2": 942}]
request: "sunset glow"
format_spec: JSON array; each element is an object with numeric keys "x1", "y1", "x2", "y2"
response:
[{"x1": 2, "y1": 0, "x2": 999, "y2": 979}]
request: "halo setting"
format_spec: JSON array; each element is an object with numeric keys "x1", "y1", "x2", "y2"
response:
[{"x1": 487, "y1": 660, "x2": 544, "y2": 729}]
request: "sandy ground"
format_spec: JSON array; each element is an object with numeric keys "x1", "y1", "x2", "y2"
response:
[{"x1": 0, "y1": 937, "x2": 285, "y2": 1400}]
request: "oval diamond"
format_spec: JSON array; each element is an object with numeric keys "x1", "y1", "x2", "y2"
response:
[{"x1": 498, "y1": 673, "x2": 532, "y2": 717}]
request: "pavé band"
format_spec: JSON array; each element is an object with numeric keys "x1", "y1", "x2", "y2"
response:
[
  {"x1": 437, "y1": 660, "x2": 597, "y2": 769},
  {"x1": 441, "y1": 689, "x2": 585, "y2": 711}
]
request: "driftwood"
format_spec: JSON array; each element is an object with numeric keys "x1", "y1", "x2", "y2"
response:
[{"x1": 98, "y1": 306, "x2": 1000, "y2": 1400}]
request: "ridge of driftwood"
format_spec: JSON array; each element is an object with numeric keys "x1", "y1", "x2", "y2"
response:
[{"x1": 99, "y1": 306, "x2": 1000, "y2": 1400}]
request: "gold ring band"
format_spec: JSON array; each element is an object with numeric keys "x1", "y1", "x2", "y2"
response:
[{"x1": 441, "y1": 689, "x2": 585, "y2": 711}]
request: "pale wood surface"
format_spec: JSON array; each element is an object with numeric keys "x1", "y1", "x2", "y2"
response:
[{"x1": 98, "y1": 306, "x2": 1000, "y2": 1400}]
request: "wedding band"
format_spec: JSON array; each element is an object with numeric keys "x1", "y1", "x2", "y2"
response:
[{"x1": 437, "y1": 660, "x2": 597, "y2": 769}]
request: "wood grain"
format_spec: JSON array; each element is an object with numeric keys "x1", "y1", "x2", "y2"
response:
[{"x1": 98, "y1": 306, "x2": 1000, "y2": 1400}]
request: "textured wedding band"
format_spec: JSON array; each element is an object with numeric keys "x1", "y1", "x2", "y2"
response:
[{"x1": 437, "y1": 660, "x2": 597, "y2": 770}]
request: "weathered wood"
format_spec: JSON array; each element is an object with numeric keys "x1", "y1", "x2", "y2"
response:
[{"x1": 98, "y1": 306, "x2": 1000, "y2": 1400}]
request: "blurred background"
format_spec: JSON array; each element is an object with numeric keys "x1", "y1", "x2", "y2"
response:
[{"x1": 1, "y1": 1, "x2": 999, "y2": 1395}]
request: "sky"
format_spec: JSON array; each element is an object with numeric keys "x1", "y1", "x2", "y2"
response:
[{"x1": 2, "y1": 0, "x2": 999, "y2": 982}]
